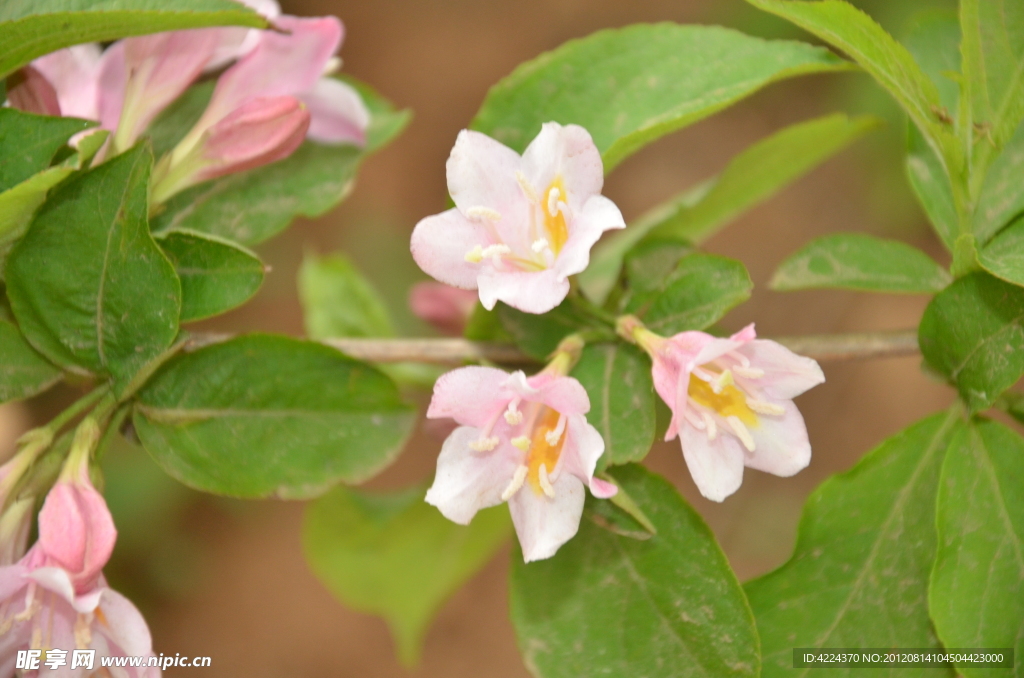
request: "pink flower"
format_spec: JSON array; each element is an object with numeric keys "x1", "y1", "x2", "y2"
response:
[
  {"x1": 628, "y1": 320, "x2": 824, "y2": 502},
  {"x1": 425, "y1": 365, "x2": 617, "y2": 562},
  {"x1": 410, "y1": 123, "x2": 626, "y2": 314},
  {"x1": 409, "y1": 282, "x2": 479, "y2": 336},
  {"x1": 29, "y1": 44, "x2": 105, "y2": 119},
  {"x1": 5, "y1": 66, "x2": 62, "y2": 117}
]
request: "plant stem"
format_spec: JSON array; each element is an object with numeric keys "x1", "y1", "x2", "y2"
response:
[{"x1": 44, "y1": 385, "x2": 110, "y2": 435}]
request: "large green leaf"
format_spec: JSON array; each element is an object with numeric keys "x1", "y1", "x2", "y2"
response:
[
  {"x1": 635, "y1": 253, "x2": 752, "y2": 335},
  {"x1": 979, "y1": 215, "x2": 1024, "y2": 287},
  {"x1": 303, "y1": 485, "x2": 511, "y2": 666},
  {"x1": 0, "y1": 108, "x2": 92, "y2": 191},
  {"x1": 510, "y1": 464, "x2": 759, "y2": 678},
  {"x1": 745, "y1": 411, "x2": 963, "y2": 678},
  {"x1": 746, "y1": 0, "x2": 959, "y2": 178},
  {"x1": 930, "y1": 419, "x2": 1024, "y2": 678},
  {"x1": 134, "y1": 334, "x2": 416, "y2": 499},
  {"x1": 0, "y1": 319, "x2": 61, "y2": 403},
  {"x1": 6, "y1": 144, "x2": 180, "y2": 393},
  {"x1": 974, "y1": 125, "x2": 1024, "y2": 245},
  {"x1": 0, "y1": 0, "x2": 265, "y2": 78},
  {"x1": 150, "y1": 77, "x2": 410, "y2": 246},
  {"x1": 569, "y1": 343, "x2": 655, "y2": 471},
  {"x1": 156, "y1": 229, "x2": 263, "y2": 322},
  {"x1": 299, "y1": 251, "x2": 394, "y2": 340},
  {"x1": 771, "y1": 233, "x2": 950, "y2": 294},
  {"x1": 919, "y1": 272, "x2": 1024, "y2": 412},
  {"x1": 472, "y1": 23, "x2": 850, "y2": 171}
]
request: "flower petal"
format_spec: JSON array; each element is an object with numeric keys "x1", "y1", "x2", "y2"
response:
[
  {"x1": 740, "y1": 340, "x2": 825, "y2": 400},
  {"x1": 553, "y1": 194, "x2": 625, "y2": 278},
  {"x1": 477, "y1": 267, "x2": 570, "y2": 313},
  {"x1": 425, "y1": 427, "x2": 518, "y2": 524},
  {"x1": 745, "y1": 402, "x2": 812, "y2": 477},
  {"x1": 446, "y1": 130, "x2": 526, "y2": 223},
  {"x1": 411, "y1": 208, "x2": 490, "y2": 290},
  {"x1": 33, "y1": 44, "x2": 103, "y2": 120},
  {"x1": 96, "y1": 587, "x2": 156, "y2": 657},
  {"x1": 509, "y1": 473, "x2": 585, "y2": 562},
  {"x1": 529, "y1": 375, "x2": 591, "y2": 416},
  {"x1": 301, "y1": 77, "x2": 369, "y2": 145},
  {"x1": 427, "y1": 366, "x2": 511, "y2": 427},
  {"x1": 520, "y1": 122, "x2": 603, "y2": 211},
  {"x1": 557, "y1": 414, "x2": 605, "y2": 482},
  {"x1": 589, "y1": 476, "x2": 618, "y2": 499},
  {"x1": 679, "y1": 421, "x2": 745, "y2": 502}
]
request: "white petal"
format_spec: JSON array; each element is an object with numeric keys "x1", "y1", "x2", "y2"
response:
[
  {"x1": 509, "y1": 474, "x2": 585, "y2": 562},
  {"x1": 477, "y1": 267, "x2": 570, "y2": 313},
  {"x1": 425, "y1": 427, "x2": 518, "y2": 524},
  {"x1": 744, "y1": 402, "x2": 812, "y2": 477},
  {"x1": 553, "y1": 195, "x2": 625, "y2": 278},
  {"x1": 33, "y1": 44, "x2": 103, "y2": 120},
  {"x1": 96, "y1": 587, "x2": 155, "y2": 656},
  {"x1": 558, "y1": 415, "x2": 605, "y2": 482},
  {"x1": 521, "y1": 122, "x2": 603, "y2": 210},
  {"x1": 447, "y1": 130, "x2": 528, "y2": 224},
  {"x1": 427, "y1": 366, "x2": 512, "y2": 427},
  {"x1": 411, "y1": 208, "x2": 490, "y2": 289},
  {"x1": 679, "y1": 420, "x2": 745, "y2": 502},
  {"x1": 740, "y1": 340, "x2": 825, "y2": 400},
  {"x1": 301, "y1": 77, "x2": 370, "y2": 145}
]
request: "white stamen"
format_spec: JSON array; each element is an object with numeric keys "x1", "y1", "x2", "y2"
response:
[
  {"x1": 734, "y1": 366, "x2": 764, "y2": 379},
  {"x1": 531, "y1": 238, "x2": 550, "y2": 253},
  {"x1": 747, "y1": 399, "x2": 785, "y2": 415},
  {"x1": 545, "y1": 414, "x2": 567, "y2": 446},
  {"x1": 516, "y1": 172, "x2": 538, "y2": 202},
  {"x1": 727, "y1": 350, "x2": 751, "y2": 368},
  {"x1": 726, "y1": 416, "x2": 756, "y2": 452},
  {"x1": 547, "y1": 187, "x2": 561, "y2": 217},
  {"x1": 464, "y1": 245, "x2": 484, "y2": 263},
  {"x1": 556, "y1": 200, "x2": 571, "y2": 220},
  {"x1": 504, "y1": 400, "x2": 523, "y2": 425},
  {"x1": 538, "y1": 464, "x2": 556, "y2": 498},
  {"x1": 465, "y1": 206, "x2": 502, "y2": 221},
  {"x1": 692, "y1": 366, "x2": 717, "y2": 383},
  {"x1": 710, "y1": 369, "x2": 734, "y2": 394},
  {"x1": 469, "y1": 436, "x2": 500, "y2": 452},
  {"x1": 501, "y1": 465, "x2": 529, "y2": 501},
  {"x1": 511, "y1": 436, "x2": 531, "y2": 451},
  {"x1": 481, "y1": 244, "x2": 512, "y2": 262},
  {"x1": 321, "y1": 56, "x2": 342, "y2": 76},
  {"x1": 702, "y1": 412, "x2": 717, "y2": 440}
]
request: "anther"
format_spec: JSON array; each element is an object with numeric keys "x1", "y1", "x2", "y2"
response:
[
  {"x1": 516, "y1": 172, "x2": 538, "y2": 202},
  {"x1": 511, "y1": 436, "x2": 531, "y2": 451},
  {"x1": 726, "y1": 416, "x2": 756, "y2": 452},
  {"x1": 538, "y1": 464, "x2": 556, "y2": 498},
  {"x1": 465, "y1": 206, "x2": 502, "y2": 221},
  {"x1": 547, "y1": 187, "x2": 561, "y2": 217},
  {"x1": 747, "y1": 399, "x2": 785, "y2": 415},
  {"x1": 481, "y1": 244, "x2": 512, "y2": 262},
  {"x1": 469, "y1": 436, "x2": 500, "y2": 452},
  {"x1": 531, "y1": 238, "x2": 550, "y2": 253},
  {"x1": 504, "y1": 401, "x2": 523, "y2": 425},
  {"x1": 321, "y1": 56, "x2": 342, "y2": 76},
  {"x1": 734, "y1": 366, "x2": 764, "y2": 379},
  {"x1": 501, "y1": 465, "x2": 529, "y2": 501},
  {"x1": 464, "y1": 245, "x2": 484, "y2": 263}
]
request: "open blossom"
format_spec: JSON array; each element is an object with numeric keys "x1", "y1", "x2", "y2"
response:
[
  {"x1": 624, "y1": 318, "x2": 824, "y2": 502},
  {"x1": 411, "y1": 123, "x2": 626, "y2": 314},
  {"x1": 0, "y1": 421, "x2": 159, "y2": 676},
  {"x1": 425, "y1": 362, "x2": 617, "y2": 562}
]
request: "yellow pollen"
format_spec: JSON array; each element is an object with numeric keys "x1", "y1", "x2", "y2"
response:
[
  {"x1": 526, "y1": 408, "x2": 565, "y2": 495},
  {"x1": 542, "y1": 179, "x2": 569, "y2": 254},
  {"x1": 688, "y1": 373, "x2": 758, "y2": 426}
]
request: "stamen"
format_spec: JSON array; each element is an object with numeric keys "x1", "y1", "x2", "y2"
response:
[
  {"x1": 726, "y1": 415, "x2": 756, "y2": 452},
  {"x1": 683, "y1": 408, "x2": 705, "y2": 429},
  {"x1": 75, "y1": 613, "x2": 92, "y2": 649},
  {"x1": 469, "y1": 436, "x2": 500, "y2": 452},
  {"x1": 501, "y1": 465, "x2": 529, "y2": 501},
  {"x1": 702, "y1": 412, "x2": 717, "y2": 440},
  {"x1": 734, "y1": 366, "x2": 764, "y2": 379},
  {"x1": 511, "y1": 436, "x2": 531, "y2": 451},
  {"x1": 556, "y1": 200, "x2": 571, "y2": 220},
  {"x1": 464, "y1": 245, "x2": 483, "y2": 263},
  {"x1": 516, "y1": 172, "x2": 538, "y2": 202},
  {"x1": 727, "y1": 350, "x2": 751, "y2": 368},
  {"x1": 13, "y1": 584, "x2": 37, "y2": 622},
  {"x1": 504, "y1": 400, "x2": 523, "y2": 425},
  {"x1": 547, "y1": 187, "x2": 561, "y2": 217},
  {"x1": 692, "y1": 366, "x2": 717, "y2": 383},
  {"x1": 545, "y1": 414, "x2": 566, "y2": 446},
  {"x1": 481, "y1": 244, "x2": 512, "y2": 262},
  {"x1": 531, "y1": 238, "x2": 550, "y2": 253},
  {"x1": 465, "y1": 206, "x2": 502, "y2": 221},
  {"x1": 538, "y1": 464, "x2": 556, "y2": 498},
  {"x1": 710, "y1": 369, "x2": 734, "y2": 394},
  {"x1": 322, "y1": 56, "x2": 342, "y2": 76},
  {"x1": 747, "y1": 399, "x2": 785, "y2": 415}
]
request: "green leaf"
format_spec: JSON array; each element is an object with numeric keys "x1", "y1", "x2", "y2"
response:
[
  {"x1": 6, "y1": 144, "x2": 181, "y2": 393},
  {"x1": 303, "y1": 485, "x2": 511, "y2": 666},
  {"x1": 930, "y1": 419, "x2": 1024, "y2": 678},
  {"x1": 156, "y1": 230, "x2": 263, "y2": 322},
  {"x1": 974, "y1": 125, "x2": 1024, "y2": 244},
  {"x1": 510, "y1": 464, "x2": 759, "y2": 678},
  {"x1": 569, "y1": 343, "x2": 655, "y2": 471},
  {"x1": 0, "y1": 319, "x2": 61, "y2": 403},
  {"x1": 299, "y1": 251, "x2": 394, "y2": 340},
  {"x1": 497, "y1": 299, "x2": 609, "y2": 362},
  {"x1": 745, "y1": 411, "x2": 963, "y2": 677},
  {"x1": 151, "y1": 77, "x2": 410, "y2": 246},
  {"x1": 746, "y1": 0, "x2": 959, "y2": 179},
  {"x1": 0, "y1": 108, "x2": 92, "y2": 191},
  {"x1": 634, "y1": 253, "x2": 752, "y2": 335},
  {"x1": 919, "y1": 272, "x2": 1024, "y2": 412},
  {"x1": 997, "y1": 391, "x2": 1024, "y2": 426},
  {"x1": 907, "y1": 126, "x2": 959, "y2": 250},
  {"x1": 472, "y1": 23, "x2": 850, "y2": 171},
  {"x1": 960, "y1": 0, "x2": 1024, "y2": 152},
  {"x1": 902, "y1": 10, "x2": 961, "y2": 112},
  {"x1": 770, "y1": 233, "x2": 950, "y2": 294},
  {"x1": 134, "y1": 334, "x2": 416, "y2": 499},
  {"x1": 980, "y1": 214, "x2": 1024, "y2": 287},
  {"x1": 0, "y1": 0, "x2": 265, "y2": 78}
]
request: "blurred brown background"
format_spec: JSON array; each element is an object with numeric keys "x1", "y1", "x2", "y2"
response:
[{"x1": 2, "y1": 0, "x2": 968, "y2": 675}]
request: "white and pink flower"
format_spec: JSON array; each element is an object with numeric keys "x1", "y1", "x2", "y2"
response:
[
  {"x1": 425, "y1": 363, "x2": 616, "y2": 562},
  {"x1": 411, "y1": 123, "x2": 625, "y2": 314},
  {"x1": 624, "y1": 318, "x2": 825, "y2": 502}
]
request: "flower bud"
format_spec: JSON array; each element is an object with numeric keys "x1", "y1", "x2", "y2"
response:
[{"x1": 409, "y1": 282, "x2": 478, "y2": 336}]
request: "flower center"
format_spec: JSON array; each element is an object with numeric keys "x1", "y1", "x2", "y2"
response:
[
  {"x1": 526, "y1": 408, "x2": 565, "y2": 495},
  {"x1": 542, "y1": 179, "x2": 569, "y2": 254},
  {"x1": 687, "y1": 373, "x2": 757, "y2": 426}
]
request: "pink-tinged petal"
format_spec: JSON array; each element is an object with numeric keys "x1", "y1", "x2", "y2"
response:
[
  {"x1": 477, "y1": 267, "x2": 570, "y2": 313},
  {"x1": 26, "y1": 566, "x2": 77, "y2": 604},
  {"x1": 33, "y1": 44, "x2": 103, "y2": 119},
  {"x1": 425, "y1": 426, "x2": 518, "y2": 524},
  {"x1": 520, "y1": 122, "x2": 603, "y2": 211},
  {"x1": 529, "y1": 376, "x2": 591, "y2": 417},
  {"x1": 557, "y1": 415, "x2": 605, "y2": 482},
  {"x1": 730, "y1": 323, "x2": 757, "y2": 342},
  {"x1": 410, "y1": 208, "x2": 490, "y2": 290},
  {"x1": 679, "y1": 422, "x2": 745, "y2": 502},
  {"x1": 97, "y1": 41, "x2": 127, "y2": 130},
  {"x1": 206, "y1": 0, "x2": 282, "y2": 71},
  {"x1": 0, "y1": 563, "x2": 29, "y2": 600},
  {"x1": 589, "y1": 477, "x2": 618, "y2": 499},
  {"x1": 509, "y1": 473, "x2": 585, "y2": 562},
  {"x1": 740, "y1": 340, "x2": 825, "y2": 400},
  {"x1": 6, "y1": 66, "x2": 62, "y2": 116},
  {"x1": 745, "y1": 402, "x2": 812, "y2": 477},
  {"x1": 446, "y1": 130, "x2": 526, "y2": 223},
  {"x1": 301, "y1": 77, "x2": 369, "y2": 146},
  {"x1": 96, "y1": 587, "x2": 156, "y2": 657},
  {"x1": 37, "y1": 478, "x2": 116, "y2": 591},
  {"x1": 427, "y1": 366, "x2": 511, "y2": 426},
  {"x1": 553, "y1": 194, "x2": 625, "y2": 278},
  {"x1": 692, "y1": 336, "x2": 746, "y2": 369},
  {"x1": 409, "y1": 282, "x2": 478, "y2": 336}
]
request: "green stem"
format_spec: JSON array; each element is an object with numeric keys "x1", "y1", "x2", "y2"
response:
[{"x1": 43, "y1": 385, "x2": 110, "y2": 436}]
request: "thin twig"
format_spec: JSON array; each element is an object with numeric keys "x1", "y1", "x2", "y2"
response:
[{"x1": 186, "y1": 330, "x2": 919, "y2": 365}]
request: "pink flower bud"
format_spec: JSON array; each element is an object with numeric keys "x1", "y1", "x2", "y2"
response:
[
  {"x1": 409, "y1": 282, "x2": 479, "y2": 336},
  {"x1": 6, "y1": 66, "x2": 62, "y2": 116}
]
